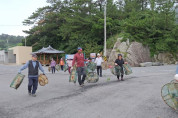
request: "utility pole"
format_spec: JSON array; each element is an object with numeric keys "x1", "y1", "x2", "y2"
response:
[
  {"x1": 25, "y1": 37, "x2": 26, "y2": 46},
  {"x1": 6, "y1": 39, "x2": 8, "y2": 51},
  {"x1": 104, "y1": 0, "x2": 107, "y2": 56}
]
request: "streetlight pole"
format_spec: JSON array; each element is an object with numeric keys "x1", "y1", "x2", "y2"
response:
[
  {"x1": 25, "y1": 37, "x2": 26, "y2": 46},
  {"x1": 6, "y1": 39, "x2": 8, "y2": 50},
  {"x1": 104, "y1": 0, "x2": 107, "y2": 57}
]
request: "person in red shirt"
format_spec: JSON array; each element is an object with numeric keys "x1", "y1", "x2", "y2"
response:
[{"x1": 72, "y1": 47, "x2": 86, "y2": 87}]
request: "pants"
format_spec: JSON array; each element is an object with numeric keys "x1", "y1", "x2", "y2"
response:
[
  {"x1": 97, "y1": 66, "x2": 102, "y2": 76},
  {"x1": 77, "y1": 67, "x2": 86, "y2": 85},
  {"x1": 61, "y1": 65, "x2": 64, "y2": 70},
  {"x1": 51, "y1": 66, "x2": 55, "y2": 74},
  {"x1": 28, "y1": 77, "x2": 38, "y2": 94},
  {"x1": 115, "y1": 66, "x2": 124, "y2": 79}
]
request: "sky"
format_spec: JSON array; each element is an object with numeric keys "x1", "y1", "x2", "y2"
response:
[{"x1": 0, "y1": 0, "x2": 49, "y2": 36}]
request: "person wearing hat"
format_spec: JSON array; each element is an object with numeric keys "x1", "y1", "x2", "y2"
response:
[
  {"x1": 114, "y1": 54, "x2": 127, "y2": 81},
  {"x1": 18, "y1": 53, "x2": 45, "y2": 97},
  {"x1": 95, "y1": 53, "x2": 104, "y2": 77},
  {"x1": 71, "y1": 47, "x2": 86, "y2": 87}
]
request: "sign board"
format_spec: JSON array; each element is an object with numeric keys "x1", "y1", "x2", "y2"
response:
[
  {"x1": 90, "y1": 53, "x2": 96, "y2": 59},
  {"x1": 65, "y1": 54, "x2": 74, "y2": 60}
]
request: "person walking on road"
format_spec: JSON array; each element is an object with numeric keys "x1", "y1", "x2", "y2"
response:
[
  {"x1": 18, "y1": 53, "x2": 45, "y2": 97},
  {"x1": 60, "y1": 58, "x2": 64, "y2": 71},
  {"x1": 50, "y1": 58, "x2": 56, "y2": 74},
  {"x1": 114, "y1": 54, "x2": 127, "y2": 81},
  {"x1": 71, "y1": 47, "x2": 86, "y2": 87},
  {"x1": 95, "y1": 53, "x2": 103, "y2": 77}
]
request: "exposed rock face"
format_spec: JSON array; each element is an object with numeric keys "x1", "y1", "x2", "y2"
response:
[
  {"x1": 108, "y1": 38, "x2": 152, "y2": 67},
  {"x1": 154, "y1": 53, "x2": 178, "y2": 64}
]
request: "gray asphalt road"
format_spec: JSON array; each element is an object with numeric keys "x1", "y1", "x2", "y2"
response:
[{"x1": 0, "y1": 64, "x2": 177, "y2": 118}]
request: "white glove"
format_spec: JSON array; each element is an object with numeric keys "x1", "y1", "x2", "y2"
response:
[
  {"x1": 174, "y1": 74, "x2": 178, "y2": 81},
  {"x1": 71, "y1": 67, "x2": 73, "y2": 70}
]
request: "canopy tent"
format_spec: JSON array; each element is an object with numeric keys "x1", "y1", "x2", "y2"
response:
[{"x1": 33, "y1": 45, "x2": 65, "y2": 65}]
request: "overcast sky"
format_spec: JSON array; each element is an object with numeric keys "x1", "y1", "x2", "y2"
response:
[{"x1": 0, "y1": 0, "x2": 49, "y2": 36}]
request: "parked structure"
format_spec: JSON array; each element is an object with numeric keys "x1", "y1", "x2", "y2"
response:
[
  {"x1": 0, "y1": 46, "x2": 32, "y2": 65},
  {"x1": 33, "y1": 45, "x2": 65, "y2": 65}
]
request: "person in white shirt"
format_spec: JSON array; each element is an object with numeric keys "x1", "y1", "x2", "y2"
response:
[{"x1": 95, "y1": 53, "x2": 104, "y2": 77}]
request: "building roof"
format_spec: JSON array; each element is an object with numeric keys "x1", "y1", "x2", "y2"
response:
[{"x1": 33, "y1": 45, "x2": 65, "y2": 54}]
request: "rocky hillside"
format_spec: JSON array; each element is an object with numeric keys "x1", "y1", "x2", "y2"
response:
[{"x1": 107, "y1": 38, "x2": 178, "y2": 67}]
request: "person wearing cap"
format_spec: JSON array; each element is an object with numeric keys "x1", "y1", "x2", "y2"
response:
[
  {"x1": 71, "y1": 47, "x2": 86, "y2": 87},
  {"x1": 95, "y1": 53, "x2": 104, "y2": 77},
  {"x1": 18, "y1": 53, "x2": 45, "y2": 97},
  {"x1": 114, "y1": 54, "x2": 127, "y2": 81}
]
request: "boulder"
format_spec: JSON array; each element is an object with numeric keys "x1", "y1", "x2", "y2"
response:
[
  {"x1": 154, "y1": 53, "x2": 177, "y2": 64},
  {"x1": 126, "y1": 42, "x2": 151, "y2": 66},
  {"x1": 108, "y1": 38, "x2": 152, "y2": 67},
  {"x1": 139, "y1": 62, "x2": 152, "y2": 67},
  {"x1": 152, "y1": 62, "x2": 164, "y2": 66}
]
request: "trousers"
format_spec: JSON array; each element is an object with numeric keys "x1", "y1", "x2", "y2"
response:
[
  {"x1": 28, "y1": 77, "x2": 38, "y2": 94},
  {"x1": 97, "y1": 66, "x2": 102, "y2": 76},
  {"x1": 77, "y1": 67, "x2": 86, "y2": 85},
  {"x1": 51, "y1": 66, "x2": 55, "y2": 73}
]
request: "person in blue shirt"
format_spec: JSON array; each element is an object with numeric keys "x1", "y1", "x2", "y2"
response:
[{"x1": 18, "y1": 53, "x2": 45, "y2": 97}]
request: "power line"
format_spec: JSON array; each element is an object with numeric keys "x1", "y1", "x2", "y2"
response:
[{"x1": 0, "y1": 25, "x2": 24, "y2": 27}]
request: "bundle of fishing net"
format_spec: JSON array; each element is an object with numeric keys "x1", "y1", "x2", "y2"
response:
[
  {"x1": 161, "y1": 81, "x2": 178, "y2": 111},
  {"x1": 102, "y1": 61, "x2": 108, "y2": 70},
  {"x1": 86, "y1": 72, "x2": 99, "y2": 83},
  {"x1": 48, "y1": 66, "x2": 51, "y2": 72},
  {"x1": 38, "y1": 74, "x2": 48, "y2": 86},
  {"x1": 10, "y1": 73, "x2": 25, "y2": 89},
  {"x1": 110, "y1": 65, "x2": 121, "y2": 76},
  {"x1": 69, "y1": 66, "x2": 77, "y2": 83},
  {"x1": 64, "y1": 64, "x2": 68, "y2": 72},
  {"x1": 123, "y1": 64, "x2": 132, "y2": 75},
  {"x1": 55, "y1": 65, "x2": 61, "y2": 71},
  {"x1": 87, "y1": 62, "x2": 96, "y2": 72}
]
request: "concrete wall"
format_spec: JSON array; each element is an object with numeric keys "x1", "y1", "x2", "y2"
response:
[
  {"x1": 8, "y1": 50, "x2": 16, "y2": 63},
  {"x1": 10, "y1": 46, "x2": 32, "y2": 65},
  {"x1": 0, "y1": 50, "x2": 5, "y2": 64}
]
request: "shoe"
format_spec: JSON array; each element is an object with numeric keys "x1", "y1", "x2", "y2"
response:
[
  {"x1": 28, "y1": 92, "x2": 31, "y2": 95},
  {"x1": 80, "y1": 83, "x2": 84, "y2": 87},
  {"x1": 100, "y1": 75, "x2": 102, "y2": 77},
  {"x1": 121, "y1": 78, "x2": 124, "y2": 81},
  {"x1": 32, "y1": 94, "x2": 36, "y2": 97}
]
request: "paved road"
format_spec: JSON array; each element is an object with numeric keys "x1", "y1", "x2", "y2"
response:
[{"x1": 0, "y1": 64, "x2": 177, "y2": 118}]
